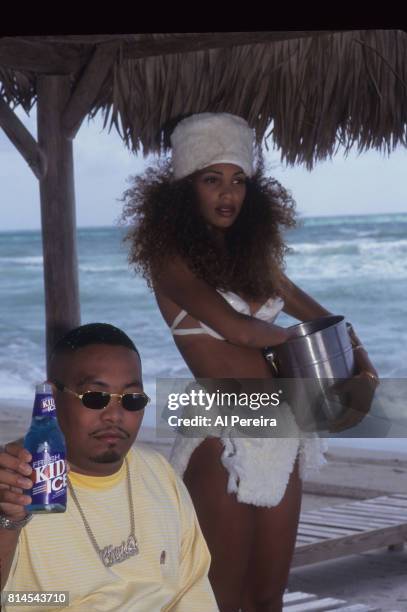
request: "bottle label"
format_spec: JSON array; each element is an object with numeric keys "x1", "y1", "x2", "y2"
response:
[
  {"x1": 30, "y1": 451, "x2": 67, "y2": 506},
  {"x1": 33, "y1": 394, "x2": 56, "y2": 418}
]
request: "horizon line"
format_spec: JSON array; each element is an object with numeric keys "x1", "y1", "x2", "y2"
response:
[{"x1": 1, "y1": 210, "x2": 406, "y2": 233}]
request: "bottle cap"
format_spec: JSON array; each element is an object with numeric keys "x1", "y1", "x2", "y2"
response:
[{"x1": 35, "y1": 382, "x2": 53, "y2": 395}]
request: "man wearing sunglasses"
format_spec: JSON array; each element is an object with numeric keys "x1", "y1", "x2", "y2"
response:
[{"x1": 0, "y1": 323, "x2": 217, "y2": 611}]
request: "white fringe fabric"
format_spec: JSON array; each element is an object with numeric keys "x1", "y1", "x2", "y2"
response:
[{"x1": 169, "y1": 405, "x2": 327, "y2": 507}]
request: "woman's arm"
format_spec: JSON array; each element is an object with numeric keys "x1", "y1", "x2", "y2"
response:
[
  {"x1": 155, "y1": 257, "x2": 290, "y2": 348},
  {"x1": 347, "y1": 324, "x2": 379, "y2": 379},
  {"x1": 279, "y1": 273, "x2": 332, "y2": 321}
]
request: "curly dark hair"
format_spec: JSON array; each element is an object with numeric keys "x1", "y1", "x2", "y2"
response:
[{"x1": 121, "y1": 156, "x2": 297, "y2": 300}]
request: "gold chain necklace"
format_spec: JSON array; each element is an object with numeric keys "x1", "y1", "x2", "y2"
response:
[{"x1": 67, "y1": 457, "x2": 139, "y2": 568}]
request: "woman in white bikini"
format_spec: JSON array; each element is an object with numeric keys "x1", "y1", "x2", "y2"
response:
[{"x1": 122, "y1": 113, "x2": 378, "y2": 612}]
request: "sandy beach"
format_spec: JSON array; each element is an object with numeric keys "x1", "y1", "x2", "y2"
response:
[{"x1": 1, "y1": 404, "x2": 406, "y2": 610}]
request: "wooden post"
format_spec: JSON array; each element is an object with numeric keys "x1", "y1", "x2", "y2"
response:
[{"x1": 37, "y1": 75, "x2": 81, "y2": 371}]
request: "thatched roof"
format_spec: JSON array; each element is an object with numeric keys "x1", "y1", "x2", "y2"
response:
[{"x1": 1, "y1": 31, "x2": 406, "y2": 168}]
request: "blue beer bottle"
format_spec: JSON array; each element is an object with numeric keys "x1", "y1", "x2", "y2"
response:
[{"x1": 24, "y1": 383, "x2": 67, "y2": 513}]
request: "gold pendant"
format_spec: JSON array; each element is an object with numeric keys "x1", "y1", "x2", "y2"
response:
[{"x1": 101, "y1": 534, "x2": 139, "y2": 567}]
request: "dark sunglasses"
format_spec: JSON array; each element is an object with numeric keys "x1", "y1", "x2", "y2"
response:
[{"x1": 52, "y1": 381, "x2": 150, "y2": 411}]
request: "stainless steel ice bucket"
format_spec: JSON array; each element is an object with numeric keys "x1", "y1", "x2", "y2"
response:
[{"x1": 264, "y1": 315, "x2": 355, "y2": 429}]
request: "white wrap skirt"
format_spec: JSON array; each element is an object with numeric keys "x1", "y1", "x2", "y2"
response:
[{"x1": 169, "y1": 402, "x2": 328, "y2": 507}]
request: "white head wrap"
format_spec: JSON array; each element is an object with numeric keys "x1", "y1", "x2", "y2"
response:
[{"x1": 170, "y1": 112, "x2": 255, "y2": 180}]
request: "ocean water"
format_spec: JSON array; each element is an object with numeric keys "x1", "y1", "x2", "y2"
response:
[{"x1": 1, "y1": 214, "x2": 406, "y2": 452}]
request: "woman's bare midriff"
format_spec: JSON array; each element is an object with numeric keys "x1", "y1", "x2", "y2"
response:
[
  {"x1": 175, "y1": 335, "x2": 272, "y2": 378},
  {"x1": 155, "y1": 290, "x2": 273, "y2": 379}
]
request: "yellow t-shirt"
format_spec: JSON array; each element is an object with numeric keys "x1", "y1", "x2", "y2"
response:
[{"x1": 4, "y1": 444, "x2": 218, "y2": 611}]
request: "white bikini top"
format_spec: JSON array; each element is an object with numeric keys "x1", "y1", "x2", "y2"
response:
[{"x1": 171, "y1": 290, "x2": 284, "y2": 340}]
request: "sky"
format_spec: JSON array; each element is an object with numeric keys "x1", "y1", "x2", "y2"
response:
[{"x1": 1, "y1": 105, "x2": 406, "y2": 231}]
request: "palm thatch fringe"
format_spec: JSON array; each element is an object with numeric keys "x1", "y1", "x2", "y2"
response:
[{"x1": 1, "y1": 30, "x2": 406, "y2": 168}]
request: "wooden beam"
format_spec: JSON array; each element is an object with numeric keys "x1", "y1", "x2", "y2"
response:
[
  {"x1": 0, "y1": 38, "x2": 81, "y2": 73},
  {"x1": 0, "y1": 32, "x2": 341, "y2": 74},
  {"x1": 16, "y1": 32, "x2": 337, "y2": 48},
  {"x1": 62, "y1": 42, "x2": 120, "y2": 140},
  {"x1": 18, "y1": 34, "x2": 136, "y2": 45},
  {"x1": 37, "y1": 75, "x2": 81, "y2": 370},
  {"x1": 0, "y1": 97, "x2": 46, "y2": 179},
  {"x1": 121, "y1": 31, "x2": 339, "y2": 59}
]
